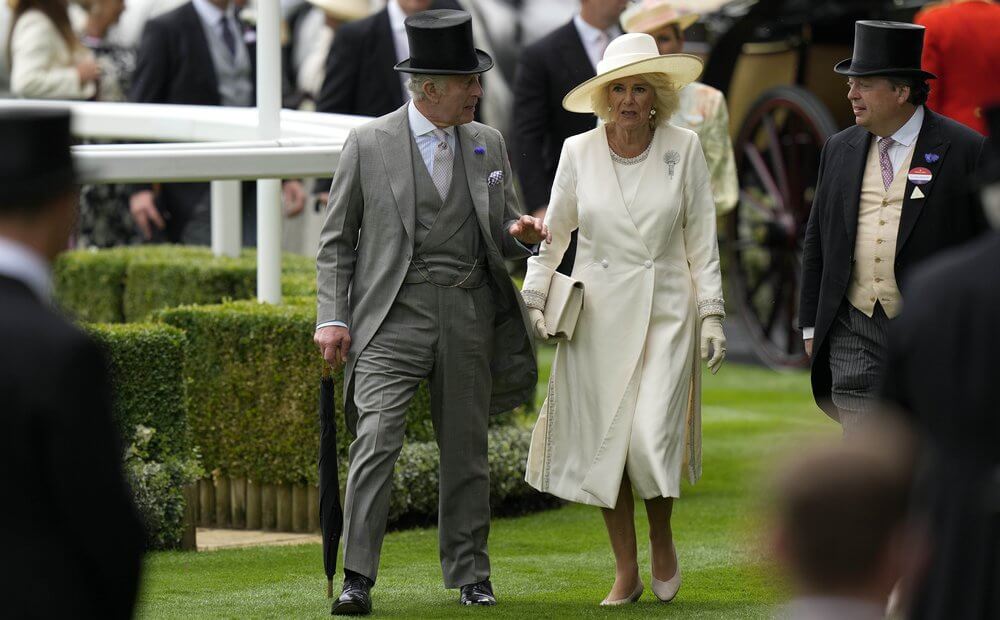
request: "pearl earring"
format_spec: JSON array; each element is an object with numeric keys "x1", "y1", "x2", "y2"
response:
[{"x1": 649, "y1": 109, "x2": 657, "y2": 117}]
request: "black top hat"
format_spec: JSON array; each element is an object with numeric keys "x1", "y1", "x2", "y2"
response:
[
  {"x1": 0, "y1": 108, "x2": 77, "y2": 211},
  {"x1": 395, "y1": 10, "x2": 493, "y2": 75},
  {"x1": 835, "y1": 21, "x2": 936, "y2": 80}
]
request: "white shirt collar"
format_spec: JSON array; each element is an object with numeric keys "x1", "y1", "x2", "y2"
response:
[
  {"x1": 573, "y1": 13, "x2": 616, "y2": 45},
  {"x1": 192, "y1": 0, "x2": 236, "y2": 29},
  {"x1": 387, "y1": 0, "x2": 407, "y2": 33},
  {"x1": 887, "y1": 105, "x2": 924, "y2": 148},
  {"x1": 0, "y1": 236, "x2": 52, "y2": 301},
  {"x1": 407, "y1": 101, "x2": 455, "y2": 138}
]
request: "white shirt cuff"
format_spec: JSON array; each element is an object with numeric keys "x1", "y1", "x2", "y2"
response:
[
  {"x1": 802, "y1": 327, "x2": 815, "y2": 340},
  {"x1": 316, "y1": 320, "x2": 347, "y2": 330}
]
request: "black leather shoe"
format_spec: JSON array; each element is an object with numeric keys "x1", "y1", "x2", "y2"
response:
[
  {"x1": 459, "y1": 580, "x2": 497, "y2": 606},
  {"x1": 332, "y1": 571, "x2": 374, "y2": 616}
]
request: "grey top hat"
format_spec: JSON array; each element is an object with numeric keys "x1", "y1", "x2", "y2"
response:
[
  {"x1": 835, "y1": 20, "x2": 936, "y2": 80},
  {"x1": 394, "y1": 10, "x2": 493, "y2": 75}
]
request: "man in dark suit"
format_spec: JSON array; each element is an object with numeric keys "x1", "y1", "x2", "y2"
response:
[
  {"x1": 128, "y1": 0, "x2": 305, "y2": 245},
  {"x1": 0, "y1": 108, "x2": 145, "y2": 619},
  {"x1": 511, "y1": 0, "x2": 626, "y2": 273},
  {"x1": 799, "y1": 21, "x2": 988, "y2": 431},
  {"x1": 878, "y1": 105, "x2": 1000, "y2": 620}
]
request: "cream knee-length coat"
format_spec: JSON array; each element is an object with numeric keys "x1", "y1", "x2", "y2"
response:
[{"x1": 522, "y1": 124, "x2": 724, "y2": 509}]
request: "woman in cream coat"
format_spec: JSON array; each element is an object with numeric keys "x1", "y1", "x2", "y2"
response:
[
  {"x1": 521, "y1": 33, "x2": 726, "y2": 606},
  {"x1": 9, "y1": 0, "x2": 99, "y2": 99}
]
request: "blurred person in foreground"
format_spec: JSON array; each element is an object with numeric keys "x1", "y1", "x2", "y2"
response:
[
  {"x1": 8, "y1": 0, "x2": 100, "y2": 98},
  {"x1": 313, "y1": 11, "x2": 546, "y2": 614},
  {"x1": 0, "y1": 108, "x2": 145, "y2": 619},
  {"x1": 127, "y1": 0, "x2": 306, "y2": 245},
  {"x1": 511, "y1": 0, "x2": 627, "y2": 274},
  {"x1": 879, "y1": 104, "x2": 1000, "y2": 620},
  {"x1": 770, "y1": 423, "x2": 918, "y2": 620},
  {"x1": 913, "y1": 0, "x2": 1000, "y2": 136},
  {"x1": 621, "y1": 0, "x2": 737, "y2": 215},
  {"x1": 798, "y1": 21, "x2": 989, "y2": 433},
  {"x1": 521, "y1": 33, "x2": 725, "y2": 606}
]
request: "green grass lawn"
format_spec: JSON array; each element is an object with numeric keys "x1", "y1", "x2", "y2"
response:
[{"x1": 137, "y1": 354, "x2": 835, "y2": 619}]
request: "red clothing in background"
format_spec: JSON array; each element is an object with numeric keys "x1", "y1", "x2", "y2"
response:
[{"x1": 915, "y1": 0, "x2": 1000, "y2": 135}]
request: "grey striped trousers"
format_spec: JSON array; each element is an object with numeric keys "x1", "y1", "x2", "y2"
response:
[{"x1": 827, "y1": 301, "x2": 890, "y2": 433}]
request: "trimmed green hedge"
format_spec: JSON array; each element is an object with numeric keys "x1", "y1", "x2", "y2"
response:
[
  {"x1": 54, "y1": 246, "x2": 316, "y2": 323},
  {"x1": 85, "y1": 322, "x2": 189, "y2": 461},
  {"x1": 84, "y1": 322, "x2": 201, "y2": 549},
  {"x1": 387, "y1": 425, "x2": 555, "y2": 526}
]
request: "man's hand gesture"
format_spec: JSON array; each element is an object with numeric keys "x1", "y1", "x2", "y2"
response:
[
  {"x1": 315, "y1": 325, "x2": 351, "y2": 370},
  {"x1": 508, "y1": 214, "x2": 551, "y2": 245}
]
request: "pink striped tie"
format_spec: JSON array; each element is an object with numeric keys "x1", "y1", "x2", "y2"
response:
[{"x1": 878, "y1": 137, "x2": 896, "y2": 190}]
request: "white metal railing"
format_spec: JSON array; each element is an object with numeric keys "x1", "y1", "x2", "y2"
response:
[{"x1": 0, "y1": 0, "x2": 370, "y2": 302}]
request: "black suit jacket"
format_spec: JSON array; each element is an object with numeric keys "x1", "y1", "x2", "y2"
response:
[
  {"x1": 881, "y1": 232, "x2": 1000, "y2": 620},
  {"x1": 129, "y1": 2, "x2": 256, "y2": 243},
  {"x1": 512, "y1": 20, "x2": 597, "y2": 214},
  {"x1": 0, "y1": 274, "x2": 144, "y2": 619},
  {"x1": 799, "y1": 108, "x2": 989, "y2": 417},
  {"x1": 316, "y1": 9, "x2": 402, "y2": 119}
]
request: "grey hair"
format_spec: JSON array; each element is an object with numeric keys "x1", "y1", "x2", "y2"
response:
[
  {"x1": 406, "y1": 74, "x2": 450, "y2": 101},
  {"x1": 591, "y1": 72, "x2": 680, "y2": 127}
]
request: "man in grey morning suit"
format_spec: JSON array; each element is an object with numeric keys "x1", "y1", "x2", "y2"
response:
[{"x1": 314, "y1": 10, "x2": 549, "y2": 615}]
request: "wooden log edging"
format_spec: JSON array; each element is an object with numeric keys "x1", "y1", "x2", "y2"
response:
[{"x1": 196, "y1": 476, "x2": 320, "y2": 534}]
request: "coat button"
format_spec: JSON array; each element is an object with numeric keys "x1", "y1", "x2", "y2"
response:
[
  {"x1": 644, "y1": 260, "x2": 652, "y2": 269},
  {"x1": 875, "y1": 257, "x2": 882, "y2": 263},
  {"x1": 601, "y1": 259, "x2": 609, "y2": 268}
]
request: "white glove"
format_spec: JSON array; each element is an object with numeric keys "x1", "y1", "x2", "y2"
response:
[
  {"x1": 528, "y1": 308, "x2": 549, "y2": 341},
  {"x1": 700, "y1": 315, "x2": 726, "y2": 374}
]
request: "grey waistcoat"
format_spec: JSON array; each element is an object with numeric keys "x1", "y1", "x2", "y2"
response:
[
  {"x1": 407, "y1": 134, "x2": 487, "y2": 287},
  {"x1": 201, "y1": 17, "x2": 253, "y2": 107}
]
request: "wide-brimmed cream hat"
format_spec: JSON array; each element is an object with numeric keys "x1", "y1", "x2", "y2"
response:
[
  {"x1": 562, "y1": 33, "x2": 703, "y2": 113},
  {"x1": 622, "y1": 0, "x2": 699, "y2": 35},
  {"x1": 305, "y1": 0, "x2": 369, "y2": 21}
]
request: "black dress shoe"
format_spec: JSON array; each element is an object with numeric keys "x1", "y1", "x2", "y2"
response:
[
  {"x1": 332, "y1": 571, "x2": 374, "y2": 616},
  {"x1": 459, "y1": 580, "x2": 497, "y2": 606}
]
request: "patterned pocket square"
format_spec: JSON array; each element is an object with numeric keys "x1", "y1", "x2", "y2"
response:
[{"x1": 487, "y1": 170, "x2": 504, "y2": 188}]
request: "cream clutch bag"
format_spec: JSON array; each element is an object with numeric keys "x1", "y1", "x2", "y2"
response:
[{"x1": 543, "y1": 272, "x2": 584, "y2": 340}]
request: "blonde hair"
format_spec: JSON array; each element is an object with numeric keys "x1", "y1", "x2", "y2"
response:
[{"x1": 590, "y1": 72, "x2": 679, "y2": 127}]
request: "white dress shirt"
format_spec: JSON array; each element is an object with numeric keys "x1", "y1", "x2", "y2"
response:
[
  {"x1": 316, "y1": 102, "x2": 456, "y2": 331},
  {"x1": 0, "y1": 236, "x2": 52, "y2": 302},
  {"x1": 573, "y1": 14, "x2": 622, "y2": 71},
  {"x1": 387, "y1": 0, "x2": 411, "y2": 101},
  {"x1": 802, "y1": 106, "x2": 925, "y2": 341}
]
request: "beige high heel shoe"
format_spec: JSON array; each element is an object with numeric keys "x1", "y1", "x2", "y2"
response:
[
  {"x1": 600, "y1": 579, "x2": 644, "y2": 606},
  {"x1": 650, "y1": 542, "x2": 681, "y2": 602}
]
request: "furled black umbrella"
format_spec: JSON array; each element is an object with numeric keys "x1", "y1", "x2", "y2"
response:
[{"x1": 319, "y1": 367, "x2": 344, "y2": 597}]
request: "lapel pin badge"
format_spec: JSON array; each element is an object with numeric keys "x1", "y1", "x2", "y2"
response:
[
  {"x1": 908, "y1": 167, "x2": 932, "y2": 186},
  {"x1": 487, "y1": 170, "x2": 504, "y2": 187},
  {"x1": 474, "y1": 146, "x2": 486, "y2": 155},
  {"x1": 924, "y1": 153, "x2": 939, "y2": 164},
  {"x1": 910, "y1": 186, "x2": 925, "y2": 200}
]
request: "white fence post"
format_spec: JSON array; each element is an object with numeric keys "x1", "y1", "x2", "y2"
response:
[
  {"x1": 211, "y1": 180, "x2": 242, "y2": 257},
  {"x1": 256, "y1": 0, "x2": 283, "y2": 304}
]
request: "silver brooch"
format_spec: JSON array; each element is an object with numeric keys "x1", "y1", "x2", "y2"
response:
[
  {"x1": 487, "y1": 170, "x2": 504, "y2": 188},
  {"x1": 664, "y1": 150, "x2": 680, "y2": 179}
]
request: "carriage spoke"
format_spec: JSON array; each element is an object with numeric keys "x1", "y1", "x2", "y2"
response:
[
  {"x1": 743, "y1": 143, "x2": 786, "y2": 212},
  {"x1": 762, "y1": 113, "x2": 792, "y2": 212}
]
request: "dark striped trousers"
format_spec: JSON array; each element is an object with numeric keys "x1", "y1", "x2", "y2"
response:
[{"x1": 827, "y1": 300, "x2": 890, "y2": 434}]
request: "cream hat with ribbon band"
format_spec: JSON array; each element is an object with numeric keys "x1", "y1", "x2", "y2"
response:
[
  {"x1": 562, "y1": 33, "x2": 703, "y2": 113},
  {"x1": 305, "y1": 0, "x2": 369, "y2": 22},
  {"x1": 621, "y1": 0, "x2": 699, "y2": 35}
]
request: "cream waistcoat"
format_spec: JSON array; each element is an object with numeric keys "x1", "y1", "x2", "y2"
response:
[{"x1": 847, "y1": 139, "x2": 915, "y2": 318}]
